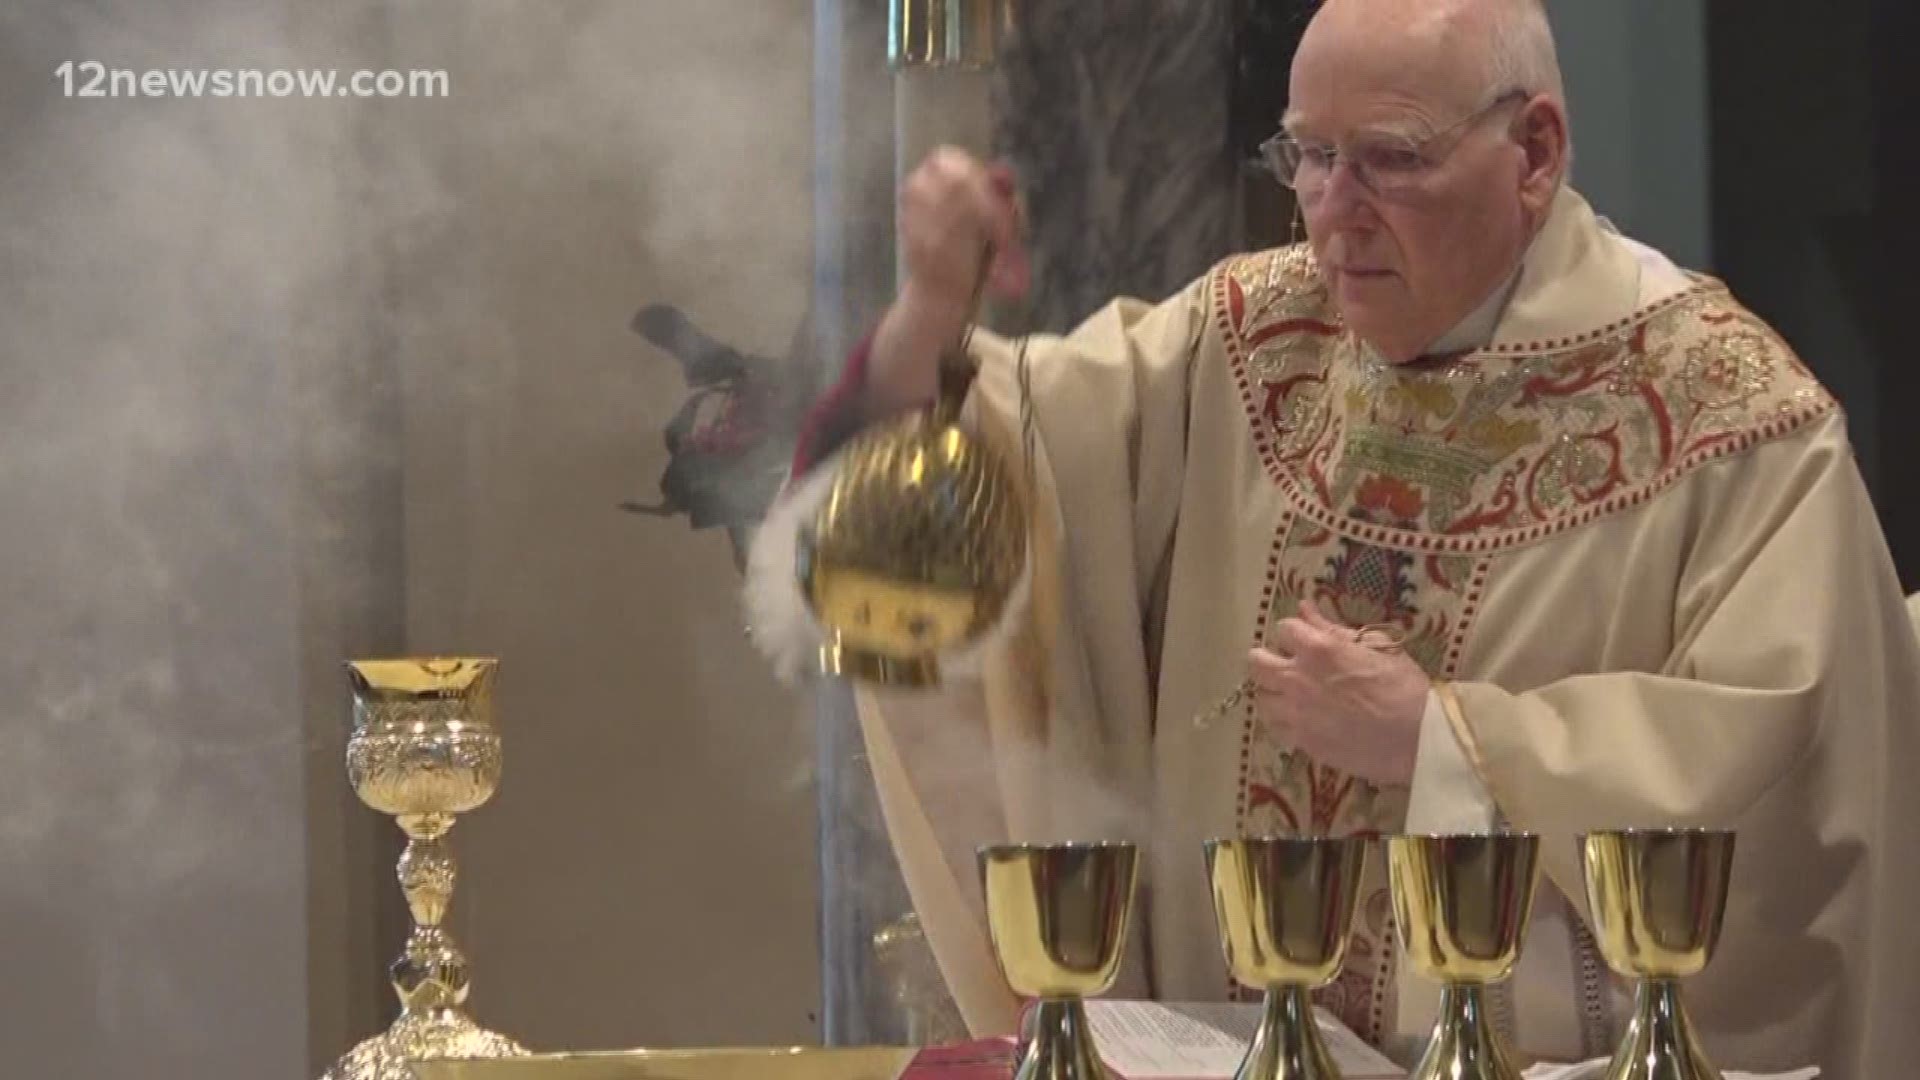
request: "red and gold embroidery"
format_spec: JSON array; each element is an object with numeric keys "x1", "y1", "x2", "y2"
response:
[
  {"x1": 1213, "y1": 245, "x2": 1837, "y2": 554},
  {"x1": 1214, "y1": 243, "x2": 1835, "y2": 1043},
  {"x1": 1235, "y1": 507, "x2": 1488, "y2": 1040}
]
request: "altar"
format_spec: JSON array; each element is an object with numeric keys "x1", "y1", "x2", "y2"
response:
[
  {"x1": 4, "y1": 0, "x2": 1917, "y2": 1077},
  {"x1": 325, "y1": 660, "x2": 1799, "y2": 1080}
]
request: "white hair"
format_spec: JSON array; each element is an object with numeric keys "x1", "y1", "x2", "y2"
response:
[
  {"x1": 1470, "y1": 0, "x2": 1572, "y2": 174},
  {"x1": 1477, "y1": 0, "x2": 1566, "y2": 107},
  {"x1": 1302, "y1": 0, "x2": 1576, "y2": 170}
]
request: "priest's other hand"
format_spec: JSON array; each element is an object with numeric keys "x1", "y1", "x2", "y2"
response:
[{"x1": 1247, "y1": 599, "x2": 1430, "y2": 787}]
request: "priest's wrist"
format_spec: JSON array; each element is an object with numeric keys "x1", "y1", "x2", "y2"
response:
[
  {"x1": 788, "y1": 282, "x2": 973, "y2": 477},
  {"x1": 865, "y1": 279, "x2": 971, "y2": 415}
]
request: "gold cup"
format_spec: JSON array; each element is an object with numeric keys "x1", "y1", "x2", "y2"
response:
[
  {"x1": 1387, "y1": 833, "x2": 1540, "y2": 1080},
  {"x1": 1206, "y1": 837, "x2": 1369, "y2": 1080},
  {"x1": 323, "y1": 658, "x2": 526, "y2": 1080},
  {"x1": 1582, "y1": 829, "x2": 1735, "y2": 1080},
  {"x1": 979, "y1": 842, "x2": 1139, "y2": 1080}
]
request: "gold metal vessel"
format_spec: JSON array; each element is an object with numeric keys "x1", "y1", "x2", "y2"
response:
[
  {"x1": 1582, "y1": 829, "x2": 1735, "y2": 1080},
  {"x1": 979, "y1": 841, "x2": 1139, "y2": 1080},
  {"x1": 1206, "y1": 837, "x2": 1370, "y2": 1080},
  {"x1": 323, "y1": 658, "x2": 525, "y2": 1080},
  {"x1": 797, "y1": 358, "x2": 1028, "y2": 688},
  {"x1": 1387, "y1": 833, "x2": 1540, "y2": 1080},
  {"x1": 890, "y1": 0, "x2": 1017, "y2": 69},
  {"x1": 410, "y1": 1047, "x2": 918, "y2": 1080},
  {"x1": 873, "y1": 911, "x2": 971, "y2": 1045}
]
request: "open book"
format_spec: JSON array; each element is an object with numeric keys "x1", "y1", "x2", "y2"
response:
[
  {"x1": 1082, "y1": 1001, "x2": 1404, "y2": 1080},
  {"x1": 894, "y1": 1005, "x2": 1819, "y2": 1080},
  {"x1": 897, "y1": 1000, "x2": 1403, "y2": 1080}
]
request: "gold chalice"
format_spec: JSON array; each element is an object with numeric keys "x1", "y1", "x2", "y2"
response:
[
  {"x1": 979, "y1": 842, "x2": 1139, "y2": 1080},
  {"x1": 1206, "y1": 837, "x2": 1369, "y2": 1080},
  {"x1": 1387, "y1": 833, "x2": 1540, "y2": 1080},
  {"x1": 323, "y1": 658, "x2": 526, "y2": 1080},
  {"x1": 1582, "y1": 829, "x2": 1735, "y2": 1080}
]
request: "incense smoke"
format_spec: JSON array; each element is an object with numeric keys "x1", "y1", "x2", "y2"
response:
[
  {"x1": 0, "y1": 0, "x2": 1172, "y2": 1068},
  {"x1": 0, "y1": 0, "x2": 830, "y2": 1069}
]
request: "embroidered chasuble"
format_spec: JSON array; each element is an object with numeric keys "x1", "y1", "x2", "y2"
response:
[{"x1": 761, "y1": 187, "x2": 1920, "y2": 1077}]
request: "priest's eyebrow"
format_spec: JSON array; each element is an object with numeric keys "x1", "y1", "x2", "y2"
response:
[{"x1": 1279, "y1": 105, "x2": 1435, "y2": 143}]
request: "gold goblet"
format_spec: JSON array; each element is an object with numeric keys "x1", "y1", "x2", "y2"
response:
[
  {"x1": 1387, "y1": 833, "x2": 1540, "y2": 1080},
  {"x1": 1582, "y1": 829, "x2": 1735, "y2": 1080},
  {"x1": 323, "y1": 658, "x2": 526, "y2": 1080},
  {"x1": 979, "y1": 842, "x2": 1139, "y2": 1080},
  {"x1": 1206, "y1": 837, "x2": 1369, "y2": 1080}
]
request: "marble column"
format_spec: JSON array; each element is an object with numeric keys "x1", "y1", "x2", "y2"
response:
[
  {"x1": 991, "y1": 0, "x2": 1239, "y2": 331},
  {"x1": 812, "y1": 0, "x2": 924, "y2": 1048}
]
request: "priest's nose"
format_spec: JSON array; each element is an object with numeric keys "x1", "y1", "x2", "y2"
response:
[{"x1": 1308, "y1": 160, "x2": 1375, "y2": 232}]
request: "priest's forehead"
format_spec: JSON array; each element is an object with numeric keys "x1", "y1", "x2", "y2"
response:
[{"x1": 1285, "y1": 0, "x2": 1537, "y2": 135}]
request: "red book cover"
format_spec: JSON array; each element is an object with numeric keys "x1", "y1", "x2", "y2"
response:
[{"x1": 897, "y1": 1038, "x2": 1018, "y2": 1080}]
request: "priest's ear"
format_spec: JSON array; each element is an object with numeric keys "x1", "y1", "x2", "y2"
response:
[{"x1": 1512, "y1": 92, "x2": 1570, "y2": 215}]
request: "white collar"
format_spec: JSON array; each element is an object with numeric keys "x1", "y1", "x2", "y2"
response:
[
  {"x1": 1426, "y1": 260, "x2": 1522, "y2": 356},
  {"x1": 1417, "y1": 185, "x2": 1650, "y2": 357}
]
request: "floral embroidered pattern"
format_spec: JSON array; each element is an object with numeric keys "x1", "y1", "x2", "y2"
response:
[
  {"x1": 1216, "y1": 242, "x2": 1835, "y2": 1044},
  {"x1": 1236, "y1": 508, "x2": 1487, "y2": 1041},
  {"x1": 1682, "y1": 330, "x2": 1774, "y2": 411},
  {"x1": 1211, "y1": 245, "x2": 1838, "y2": 554}
]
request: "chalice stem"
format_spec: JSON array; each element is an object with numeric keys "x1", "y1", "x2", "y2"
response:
[
  {"x1": 393, "y1": 812, "x2": 472, "y2": 1015},
  {"x1": 1017, "y1": 998, "x2": 1111, "y2": 1080},
  {"x1": 1237, "y1": 985, "x2": 1339, "y2": 1080},
  {"x1": 400, "y1": 814, "x2": 456, "y2": 926},
  {"x1": 1603, "y1": 980, "x2": 1722, "y2": 1080},
  {"x1": 1410, "y1": 984, "x2": 1522, "y2": 1080}
]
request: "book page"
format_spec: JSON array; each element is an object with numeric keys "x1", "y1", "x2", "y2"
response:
[{"x1": 1084, "y1": 1000, "x2": 1405, "y2": 1080}]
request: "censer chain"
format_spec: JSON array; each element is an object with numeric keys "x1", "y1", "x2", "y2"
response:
[{"x1": 951, "y1": 238, "x2": 1038, "y2": 502}]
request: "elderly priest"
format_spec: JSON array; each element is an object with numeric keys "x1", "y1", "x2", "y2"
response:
[{"x1": 748, "y1": 0, "x2": 1920, "y2": 1074}]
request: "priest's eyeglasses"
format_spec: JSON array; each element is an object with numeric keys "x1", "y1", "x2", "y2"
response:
[{"x1": 1260, "y1": 89, "x2": 1531, "y2": 199}]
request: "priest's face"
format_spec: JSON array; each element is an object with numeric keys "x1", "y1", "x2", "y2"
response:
[{"x1": 1284, "y1": 1, "x2": 1567, "y2": 363}]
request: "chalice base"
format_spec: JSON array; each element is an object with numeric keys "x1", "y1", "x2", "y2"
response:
[
  {"x1": 1601, "y1": 981, "x2": 1723, "y2": 1080},
  {"x1": 1236, "y1": 986, "x2": 1340, "y2": 1080},
  {"x1": 320, "y1": 1009, "x2": 527, "y2": 1080},
  {"x1": 1016, "y1": 998, "x2": 1111, "y2": 1080},
  {"x1": 1408, "y1": 985, "x2": 1523, "y2": 1080}
]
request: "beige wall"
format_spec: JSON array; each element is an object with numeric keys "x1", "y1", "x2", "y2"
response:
[
  {"x1": 380, "y1": 0, "x2": 822, "y2": 1053},
  {"x1": 1, "y1": 1, "x2": 821, "y2": 1074},
  {"x1": 0, "y1": 2, "x2": 391, "y2": 1076}
]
